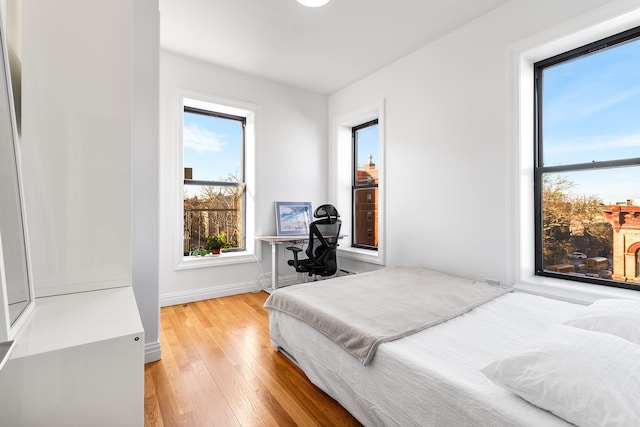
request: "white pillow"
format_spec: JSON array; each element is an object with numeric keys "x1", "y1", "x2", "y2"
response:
[
  {"x1": 563, "y1": 298, "x2": 640, "y2": 345},
  {"x1": 482, "y1": 325, "x2": 640, "y2": 427}
]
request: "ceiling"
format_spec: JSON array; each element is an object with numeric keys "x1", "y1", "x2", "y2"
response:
[{"x1": 159, "y1": 0, "x2": 509, "y2": 95}]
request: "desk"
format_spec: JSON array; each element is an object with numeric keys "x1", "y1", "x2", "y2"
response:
[{"x1": 256, "y1": 235, "x2": 308, "y2": 292}]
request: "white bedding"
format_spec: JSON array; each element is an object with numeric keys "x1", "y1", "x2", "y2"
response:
[
  {"x1": 265, "y1": 267, "x2": 510, "y2": 365},
  {"x1": 269, "y1": 291, "x2": 584, "y2": 426}
]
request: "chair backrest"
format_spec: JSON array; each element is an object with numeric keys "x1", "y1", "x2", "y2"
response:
[{"x1": 305, "y1": 205, "x2": 342, "y2": 276}]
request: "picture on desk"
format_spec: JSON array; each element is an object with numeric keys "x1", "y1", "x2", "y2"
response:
[{"x1": 275, "y1": 201, "x2": 312, "y2": 236}]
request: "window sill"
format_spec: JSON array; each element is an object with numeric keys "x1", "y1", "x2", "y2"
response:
[
  {"x1": 515, "y1": 274, "x2": 640, "y2": 304},
  {"x1": 176, "y1": 251, "x2": 256, "y2": 271},
  {"x1": 338, "y1": 246, "x2": 383, "y2": 265}
]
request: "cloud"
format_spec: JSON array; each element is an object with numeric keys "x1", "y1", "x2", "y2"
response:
[
  {"x1": 579, "y1": 86, "x2": 640, "y2": 117},
  {"x1": 545, "y1": 132, "x2": 640, "y2": 154},
  {"x1": 184, "y1": 124, "x2": 227, "y2": 152},
  {"x1": 546, "y1": 83, "x2": 640, "y2": 123}
]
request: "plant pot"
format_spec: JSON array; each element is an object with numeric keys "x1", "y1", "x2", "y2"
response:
[{"x1": 211, "y1": 247, "x2": 222, "y2": 255}]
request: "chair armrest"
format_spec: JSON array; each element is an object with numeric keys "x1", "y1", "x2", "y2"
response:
[{"x1": 286, "y1": 246, "x2": 302, "y2": 253}]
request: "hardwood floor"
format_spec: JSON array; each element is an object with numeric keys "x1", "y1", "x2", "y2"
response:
[{"x1": 144, "y1": 291, "x2": 362, "y2": 426}]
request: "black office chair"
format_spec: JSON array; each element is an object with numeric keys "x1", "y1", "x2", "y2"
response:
[{"x1": 287, "y1": 204, "x2": 341, "y2": 279}]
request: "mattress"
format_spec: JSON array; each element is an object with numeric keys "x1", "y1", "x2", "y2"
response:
[{"x1": 269, "y1": 291, "x2": 584, "y2": 426}]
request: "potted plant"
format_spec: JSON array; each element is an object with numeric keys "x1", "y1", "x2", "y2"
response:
[{"x1": 205, "y1": 231, "x2": 230, "y2": 255}]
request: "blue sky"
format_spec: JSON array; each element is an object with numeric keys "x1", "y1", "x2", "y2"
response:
[
  {"x1": 542, "y1": 36, "x2": 640, "y2": 204},
  {"x1": 356, "y1": 123, "x2": 379, "y2": 169},
  {"x1": 183, "y1": 112, "x2": 242, "y2": 182}
]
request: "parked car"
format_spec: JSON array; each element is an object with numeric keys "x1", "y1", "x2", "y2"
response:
[{"x1": 568, "y1": 251, "x2": 587, "y2": 259}]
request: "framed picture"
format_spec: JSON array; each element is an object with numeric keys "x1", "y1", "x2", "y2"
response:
[{"x1": 275, "y1": 201, "x2": 313, "y2": 236}]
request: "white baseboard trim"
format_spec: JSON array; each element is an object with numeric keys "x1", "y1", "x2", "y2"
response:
[
  {"x1": 159, "y1": 274, "x2": 306, "y2": 306},
  {"x1": 144, "y1": 340, "x2": 161, "y2": 364},
  {"x1": 160, "y1": 279, "x2": 266, "y2": 307}
]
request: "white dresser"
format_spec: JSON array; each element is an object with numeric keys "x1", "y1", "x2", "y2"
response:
[{"x1": 0, "y1": 287, "x2": 144, "y2": 427}]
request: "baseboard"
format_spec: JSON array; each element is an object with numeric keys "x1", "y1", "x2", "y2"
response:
[
  {"x1": 160, "y1": 278, "x2": 267, "y2": 307},
  {"x1": 159, "y1": 274, "x2": 306, "y2": 305},
  {"x1": 144, "y1": 340, "x2": 161, "y2": 364}
]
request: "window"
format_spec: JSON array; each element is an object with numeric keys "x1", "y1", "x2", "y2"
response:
[
  {"x1": 352, "y1": 119, "x2": 379, "y2": 250},
  {"x1": 183, "y1": 105, "x2": 245, "y2": 257},
  {"x1": 534, "y1": 26, "x2": 640, "y2": 291},
  {"x1": 331, "y1": 100, "x2": 384, "y2": 265}
]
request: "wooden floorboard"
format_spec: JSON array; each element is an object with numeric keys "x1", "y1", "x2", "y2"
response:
[{"x1": 144, "y1": 291, "x2": 362, "y2": 427}]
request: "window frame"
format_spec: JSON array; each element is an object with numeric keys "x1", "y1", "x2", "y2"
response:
[
  {"x1": 533, "y1": 26, "x2": 640, "y2": 291},
  {"x1": 182, "y1": 106, "x2": 247, "y2": 253},
  {"x1": 175, "y1": 92, "x2": 258, "y2": 270},
  {"x1": 329, "y1": 99, "x2": 385, "y2": 266},
  {"x1": 351, "y1": 119, "x2": 379, "y2": 251}
]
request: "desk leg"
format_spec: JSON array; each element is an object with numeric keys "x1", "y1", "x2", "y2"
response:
[{"x1": 271, "y1": 242, "x2": 278, "y2": 292}]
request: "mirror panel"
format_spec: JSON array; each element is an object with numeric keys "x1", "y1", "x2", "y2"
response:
[{"x1": 0, "y1": 10, "x2": 31, "y2": 338}]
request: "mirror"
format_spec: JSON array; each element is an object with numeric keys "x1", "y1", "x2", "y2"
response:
[{"x1": 0, "y1": 8, "x2": 32, "y2": 341}]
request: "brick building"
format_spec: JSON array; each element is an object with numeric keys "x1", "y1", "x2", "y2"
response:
[
  {"x1": 354, "y1": 155, "x2": 378, "y2": 248},
  {"x1": 602, "y1": 201, "x2": 640, "y2": 284}
]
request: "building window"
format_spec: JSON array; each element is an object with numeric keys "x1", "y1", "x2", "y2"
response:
[
  {"x1": 534, "y1": 26, "x2": 640, "y2": 291},
  {"x1": 183, "y1": 105, "x2": 245, "y2": 257},
  {"x1": 352, "y1": 119, "x2": 379, "y2": 250}
]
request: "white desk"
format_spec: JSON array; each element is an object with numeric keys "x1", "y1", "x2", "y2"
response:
[
  {"x1": 256, "y1": 234, "x2": 347, "y2": 292},
  {"x1": 256, "y1": 235, "x2": 308, "y2": 292}
]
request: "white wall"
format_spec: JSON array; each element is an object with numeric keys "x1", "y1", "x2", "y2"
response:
[
  {"x1": 329, "y1": 0, "x2": 638, "y2": 293},
  {"x1": 159, "y1": 51, "x2": 327, "y2": 303}
]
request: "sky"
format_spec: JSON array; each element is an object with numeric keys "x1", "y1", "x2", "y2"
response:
[
  {"x1": 355, "y1": 123, "x2": 379, "y2": 169},
  {"x1": 542, "y1": 36, "x2": 640, "y2": 205},
  {"x1": 183, "y1": 111, "x2": 242, "y2": 182}
]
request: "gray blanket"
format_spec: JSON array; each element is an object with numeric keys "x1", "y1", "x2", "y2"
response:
[{"x1": 264, "y1": 267, "x2": 511, "y2": 365}]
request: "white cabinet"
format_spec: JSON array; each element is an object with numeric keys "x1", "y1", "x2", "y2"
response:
[
  {"x1": 22, "y1": 0, "x2": 133, "y2": 298},
  {"x1": 0, "y1": 1, "x2": 148, "y2": 424},
  {"x1": 0, "y1": 287, "x2": 144, "y2": 427}
]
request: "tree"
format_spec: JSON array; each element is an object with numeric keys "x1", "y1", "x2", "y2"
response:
[
  {"x1": 542, "y1": 176, "x2": 574, "y2": 264},
  {"x1": 542, "y1": 175, "x2": 611, "y2": 265},
  {"x1": 183, "y1": 172, "x2": 242, "y2": 253}
]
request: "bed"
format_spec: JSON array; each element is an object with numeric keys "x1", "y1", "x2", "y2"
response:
[{"x1": 265, "y1": 267, "x2": 640, "y2": 427}]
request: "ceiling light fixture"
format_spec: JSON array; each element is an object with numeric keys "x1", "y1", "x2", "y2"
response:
[{"x1": 297, "y1": 0, "x2": 330, "y2": 7}]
